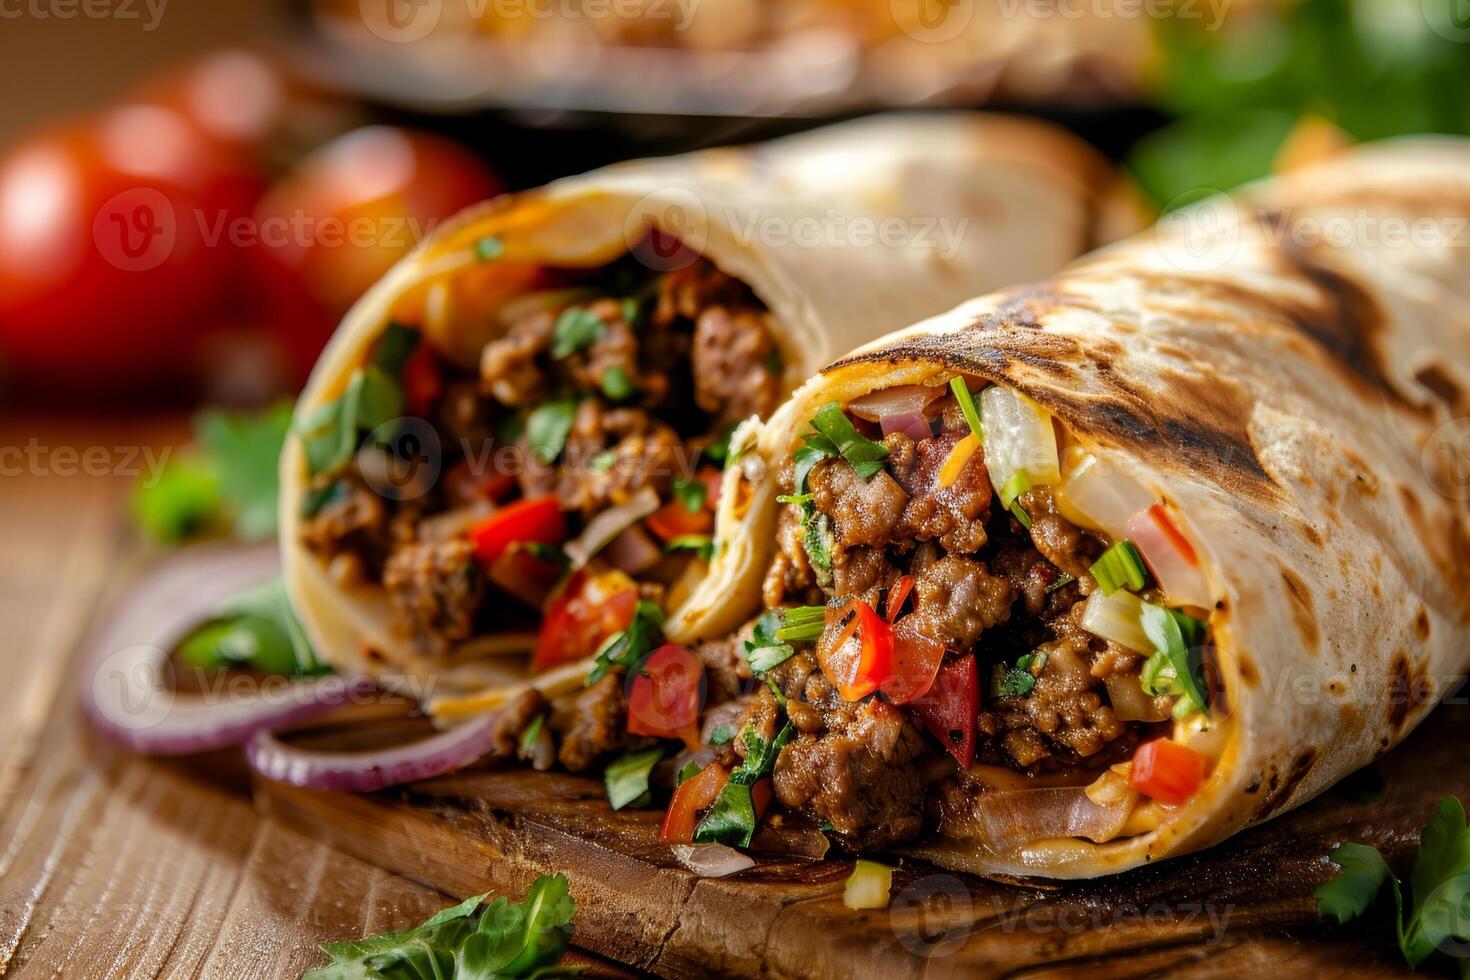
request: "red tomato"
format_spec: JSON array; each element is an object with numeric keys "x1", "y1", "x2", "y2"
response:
[
  {"x1": 879, "y1": 616, "x2": 945, "y2": 706},
  {"x1": 659, "y1": 763, "x2": 730, "y2": 844},
  {"x1": 402, "y1": 342, "x2": 443, "y2": 417},
  {"x1": 911, "y1": 655, "x2": 978, "y2": 768},
  {"x1": 0, "y1": 108, "x2": 261, "y2": 387},
  {"x1": 885, "y1": 574, "x2": 915, "y2": 623},
  {"x1": 532, "y1": 569, "x2": 639, "y2": 673},
  {"x1": 645, "y1": 498, "x2": 714, "y2": 541},
  {"x1": 248, "y1": 126, "x2": 502, "y2": 318},
  {"x1": 468, "y1": 496, "x2": 566, "y2": 566},
  {"x1": 1129, "y1": 739, "x2": 1208, "y2": 804},
  {"x1": 627, "y1": 644, "x2": 706, "y2": 747}
]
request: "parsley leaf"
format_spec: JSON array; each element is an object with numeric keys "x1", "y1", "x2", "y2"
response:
[
  {"x1": 791, "y1": 432, "x2": 837, "y2": 496},
  {"x1": 295, "y1": 324, "x2": 421, "y2": 479},
  {"x1": 551, "y1": 306, "x2": 606, "y2": 359},
  {"x1": 1316, "y1": 796, "x2": 1470, "y2": 971},
  {"x1": 586, "y1": 600, "x2": 664, "y2": 684},
  {"x1": 694, "y1": 723, "x2": 794, "y2": 848},
  {"x1": 307, "y1": 874, "x2": 576, "y2": 980},
  {"x1": 672, "y1": 475, "x2": 707, "y2": 514},
  {"x1": 802, "y1": 512, "x2": 835, "y2": 576},
  {"x1": 601, "y1": 365, "x2": 635, "y2": 401},
  {"x1": 133, "y1": 403, "x2": 292, "y2": 544},
  {"x1": 177, "y1": 577, "x2": 327, "y2": 676},
  {"x1": 809, "y1": 402, "x2": 888, "y2": 479},
  {"x1": 708, "y1": 725, "x2": 735, "y2": 747},
  {"x1": 526, "y1": 399, "x2": 577, "y2": 463}
]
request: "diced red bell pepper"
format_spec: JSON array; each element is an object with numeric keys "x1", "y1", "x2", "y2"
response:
[
  {"x1": 645, "y1": 498, "x2": 714, "y2": 541},
  {"x1": 532, "y1": 569, "x2": 638, "y2": 672},
  {"x1": 1128, "y1": 738, "x2": 1207, "y2": 805},
  {"x1": 402, "y1": 341, "x2": 443, "y2": 417},
  {"x1": 911, "y1": 654, "x2": 978, "y2": 768},
  {"x1": 885, "y1": 574, "x2": 915, "y2": 623},
  {"x1": 468, "y1": 495, "x2": 565, "y2": 567},
  {"x1": 879, "y1": 616, "x2": 945, "y2": 706},
  {"x1": 823, "y1": 600, "x2": 894, "y2": 702},
  {"x1": 659, "y1": 763, "x2": 730, "y2": 844},
  {"x1": 627, "y1": 644, "x2": 706, "y2": 748}
]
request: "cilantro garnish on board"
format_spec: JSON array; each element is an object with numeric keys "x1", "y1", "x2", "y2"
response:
[
  {"x1": 305, "y1": 873, "x2": 576, "y2": 979},
  {"x1": 1316, "y1": 795, "x2": 1470, "y2": 971}
]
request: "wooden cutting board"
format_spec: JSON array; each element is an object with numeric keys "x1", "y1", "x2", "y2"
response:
[{"x1": 252, "y1": 699, "x2": 1467, "y2": 978}]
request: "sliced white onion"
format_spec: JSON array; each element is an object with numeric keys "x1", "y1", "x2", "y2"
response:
[
  {"x1": 970, "y1": 787, "x2": 1133, "y2": 849},
  {"x1": 604, "y1": 523, "x2": 663, "y2": 575},
  {"x1": 244, "y1": 712, "x2": 496, "y2": 792},
  {"x1": 1054, "y1": 448, "x2": 1155, "y2": 537},
  {"x1": 563, "y1": 485, "x2": 660, "y2": 568},
  {"x1": 980, "y1": 385, "x2": 1060, "y2": 497},
  {"x1": 81, "y1": 544, "x2": 375, "y2": 756},
  {"x1": 843, "y1": 859, "x2": 894, "y2": 910},
  {"x1": 1174, "y1": 711, "x2": 1230, "y2": 762},
  {"x1": 671, "y1": 843, "x2": 754, "y2": 878},
  {"x1": 1080, "y1": 590, "x2": 1151, "y2": 653},
  {"x1": 1127, "y1": 507, "x2": 1214, "y2": 609},
  {"x1": 847, "y1": 384, "x2": 942, "y2": 422}
]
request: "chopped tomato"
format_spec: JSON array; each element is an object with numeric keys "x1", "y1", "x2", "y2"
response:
[
  {"x1": 532, "y1": 569, "x2": 638, "y2": 672},
  {"x1": 752, "y1": 778, "x2": 774, "y2": 822},
  {"x1": 402, "y1": 341, "x2": 443, "y2": 417},
  {"x1": 645, "y1": 498, "x2": 714, "y2": 541},
  {"x1": 911, "y1": 655, "x2": 978, "y2": 768},
  {"x1": 1129, "y1": 738, "x2": 1207, "y2": 804},
  {"x1": 468, "y1": 495, "x2": 565, "y2": 566},
  {"x1": 1126, "y1": 504, "x2": 1212, "y2": 609},
  {"x1": 879, "y1": 616, "x2": 945, "y2": 706},
  {"x1": 659, "y1": 763, "x2": 730, "y2": 844},
  {"x1": 627, "y1": 644, "x2": 706, "y2": 748},
  {"x1": 824, "y1": 601, "x2": 894, "y2": 702},
  {"x1": 885, "y1": 575, "x2": 915, "y2": 623}
]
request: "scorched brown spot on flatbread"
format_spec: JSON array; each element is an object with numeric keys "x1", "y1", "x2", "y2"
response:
[
  {"x1": 1386, "y1": 652, "x2": 1433, "y2": 732},
  {"x1": 1414, "y1": 364, "x2": 1465, "y2": 411},
  {"x1": 1275, "y1": 562, "x2": 1319, "y2": 649},
  {"x1": 1253, "y1": 748, "x2": 1318, "y2": 821}
]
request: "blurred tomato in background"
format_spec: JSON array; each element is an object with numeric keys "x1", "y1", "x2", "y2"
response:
[
  {"x1": 248, "y1": 126, "x2": 503, "y2": 381},
  {"x1": 0, "y1": 49, "x2": 504, "y2": 401}
]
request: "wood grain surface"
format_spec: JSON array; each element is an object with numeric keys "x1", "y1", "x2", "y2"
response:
[
  {"x1": 0, "y1": 416, "x2": 622, "y2": 979},
  {"x1": 0, "y1": 415, "x2": 1441, "y2": 978}
]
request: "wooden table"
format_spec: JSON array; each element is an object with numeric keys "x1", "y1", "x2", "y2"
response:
[{"x1": 0, "y1": 415, "x2": 1434, "y2": 978}]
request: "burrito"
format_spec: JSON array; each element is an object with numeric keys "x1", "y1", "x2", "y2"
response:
[
  {"x1": 647, "y1": 137, "x2": 1470, "y2": 877},
  {"x1": 279, "y1": 113, "x2": 1144, "y2": 711}
]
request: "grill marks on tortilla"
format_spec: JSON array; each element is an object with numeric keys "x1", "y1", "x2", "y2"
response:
[
  {"x1": 833, "y1": 313, "x2": 1278, "y2": 500},
  {"x1": 1276, "y1": 562, "x2": 1319, "y2": 649},
  {"x1": 1387, "y1": 651, "x2": 1433, "y2": 731},
  {"x1": 1254, "y1": 748, "x2": 1319, "y2": 821}
]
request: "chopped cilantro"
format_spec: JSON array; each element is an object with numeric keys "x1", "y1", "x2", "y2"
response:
[
  {"x1": 708, "y1": 726, "x2": 735, "y2": 747},
  {"x1": 744, "y1": 610, "x2": 795, "y2": 675},
  {"x1": 666, "y1": 534, "x2": 715, "y2": 561},
  {"x1": 676, "y1": 760, "x2": 702, "y2": 785},
  {"x1": 525, "y1": 399, "x2": 577, "y2": 463},
  {"x1": 550, "y1": 306, "x2": 606, "y2": 359},
  {"x1": 307, "y1": 873, "x2": 575, "y2": 979},
  {"x1": 809, "y1": 402, "x2": 887, "y2": 479},
  {"x1": 1316, "y1": 796, "x2": 1470, "y2": 971},
  {"x1": 672, "y1": 475, "x2": 708, "y2": 514},
  {"x1": 601, "y1": 365, "x2": 635, "y2": 401},
  {"x1": 694, "y1": 724, "x2": 794, "y2": 848},
  {"x1": 1140, "y1": 602, "x2": 1210, "y2": 717},
  {"x1": 586, "y1": 600, "x2": 664, "y2": 684}
]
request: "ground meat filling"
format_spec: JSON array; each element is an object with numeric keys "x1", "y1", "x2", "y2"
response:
[
  {"x1": 299, "y1": 256, "x2": 783, "y2": 656},
  {"x1": 761, "y1": 398, "x2": 1167, "y2": 847}
]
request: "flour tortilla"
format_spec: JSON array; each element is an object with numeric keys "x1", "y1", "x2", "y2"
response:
[
  {"x1": 708, "y1": 137, "x2": 1470, "y2": 876},
  {"x1": 279, "y1": 112, "x2": 1145, "y2": 702}
]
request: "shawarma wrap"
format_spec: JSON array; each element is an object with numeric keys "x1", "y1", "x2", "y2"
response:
[
  {"x1": 681, "y1": 137, "x2": 1470, "y2": 877},
  {"x1": 279, "y1": 113, "x2": 1143, "y2": 708}
]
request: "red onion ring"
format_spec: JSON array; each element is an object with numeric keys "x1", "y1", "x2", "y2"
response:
[
  {"x1": 244, "y1": 713, "x2": 496, "y2": 792},
  {"x1": 81, "y1": 544, "x2": 375, "y2": 756},
  {"x1": 879, "y1": 411, "x2": 935, "y2": 442},
  {"x1": 670, "y1": 843, "x2": 755, "y2": 878}
]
